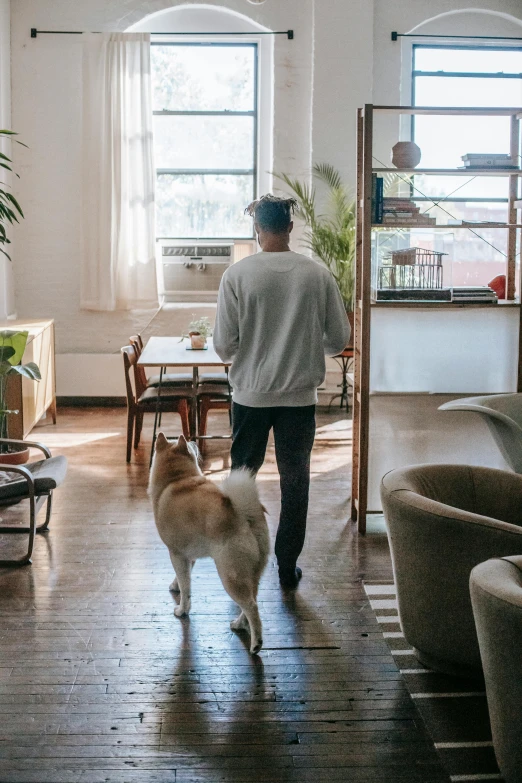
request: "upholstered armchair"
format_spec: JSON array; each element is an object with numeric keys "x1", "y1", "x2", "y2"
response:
[{"x1": 381, "y1": 463, "x2": 522, "y2": 678}]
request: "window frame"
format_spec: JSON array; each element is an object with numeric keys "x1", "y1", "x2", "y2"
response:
[
  {"x1": 152, "y1": 40, "x2": 259, "y2": 241},
  {"x1": 410, "y1": 43, "x2": 522, "y2": 208}
]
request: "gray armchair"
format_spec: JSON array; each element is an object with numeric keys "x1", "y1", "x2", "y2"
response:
[
  {"x1": 0, "y1": 439, "x2": 67, "y2": 567},
  {"x1": 439, "y1": 393, "x2": 522, "y2": 473},
  {"x1": 381, "y1": 463, "x2": 522, "y2": 678},
  {"x1": 470, "y1": 556, "x2": 522, "y2": 783}
]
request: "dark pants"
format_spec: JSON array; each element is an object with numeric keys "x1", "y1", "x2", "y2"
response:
[{"x1": 231, "y1": 402, "x2": 316, "y2": 570}]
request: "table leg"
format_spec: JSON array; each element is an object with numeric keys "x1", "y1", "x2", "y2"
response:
[
  {"x1": 149, "y1": 366, "x2": 164, "y2": 468},
  {"x1": 339, "y1": 356, "x2": 349, "y2": 410},
  {"x1": 328, "y1": 355, "x2": 353, "y2": 413},
  {"x1": 190, "y1": 367, "x2": 199, "y2": 442}
]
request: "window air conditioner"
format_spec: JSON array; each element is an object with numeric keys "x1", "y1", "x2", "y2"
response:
[{"x1": 158, "y1": 241, "x2": 255, "y2": 302}]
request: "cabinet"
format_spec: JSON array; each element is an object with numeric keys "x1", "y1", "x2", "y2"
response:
[
  {"x1": 1, "y1": 319, "x2": 57, "y2": 439},
  {"x1": 351, "y1": 105, "x2": 522, "y2": 532}
]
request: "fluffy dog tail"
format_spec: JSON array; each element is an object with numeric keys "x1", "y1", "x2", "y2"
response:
[{"x1": 219, "y1": 470, "x2": 270, "y2": 561}]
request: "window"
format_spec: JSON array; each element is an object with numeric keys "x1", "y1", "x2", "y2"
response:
[
  {"x1": 411, "y1": 45, "x2": 522, "y2": 286},
  {"x1": 151, "y1": 43, "x2": 257, "y2": 239}
]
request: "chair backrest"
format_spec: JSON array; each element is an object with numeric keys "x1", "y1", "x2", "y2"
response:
[
  {"x1": 471, "y1": 555, "x2": 522, "y2": 783},
  {"x1": 121, "y1": 346, "x2": 137, "y2": 407},
  {"x1": 439, "y1": 394, "x2": 522, "y2": 473},
  {"x1": 121, "y1": 345, "x2": 148, "y2": 404},
  {"x1": 128, "y1": 335, "x2": 149, "y2": 395},
  {"x1": 129, "y1": 334, "x2": 144, "y2": 354}
]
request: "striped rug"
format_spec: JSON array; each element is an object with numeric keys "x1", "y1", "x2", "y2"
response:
[{"x1": 363, "y1": 582, "x2": 503, "y2": 783}]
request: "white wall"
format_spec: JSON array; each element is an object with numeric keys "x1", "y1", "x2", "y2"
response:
[
  {"x1": 0, "y1": 0, "x2": 15, "y2": 319},
  {"x1": 312, "y1": 0, "x2": 373, "y2": 186}
]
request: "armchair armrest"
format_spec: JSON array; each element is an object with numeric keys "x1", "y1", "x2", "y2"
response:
[
  {"x1": 0, "y1": 463, "x2": 35, "y2": 494},
  {"x1": 0, "y1": 438, "x2": 52, "y2": 459}
]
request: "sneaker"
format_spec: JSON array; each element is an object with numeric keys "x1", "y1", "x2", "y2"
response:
[{"x1": 278, "y1": 566, "x2": 302, "y2": 589}]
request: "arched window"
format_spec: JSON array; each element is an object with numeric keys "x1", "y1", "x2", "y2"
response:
[{"x1": 131, "y1": 4, "x2": 273, "y2": 242}]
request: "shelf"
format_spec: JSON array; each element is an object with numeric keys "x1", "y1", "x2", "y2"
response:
[
  {"x1": 372, "y1": 105, "x2": 522, "y2": 116},
  {"x1": 371, "y1": 300, "x2": 521, "y2": 309},
  {"x1": 372, "y1": 167, "x2": 522, "y2": 176},
  {"x1": 372, "y1": 223, "x2": 522, "y2": 229}
]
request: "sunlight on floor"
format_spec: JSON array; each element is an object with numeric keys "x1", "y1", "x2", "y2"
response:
[{"x1": 30, "y1": 432, "x2": 120, "y2": 449}]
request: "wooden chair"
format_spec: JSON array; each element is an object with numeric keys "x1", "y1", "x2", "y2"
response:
[
  {"x1": 129, "y1": 335, "x2": 192, "y2": 388},
  {"x1": 197, "y1": 382, "x2": 232, "y2": 454},
  {"x1": 0, "y1": 439, "x2": 67, "y2": 566},
  {"x1": 121, "y1": 345, "x2": 191, "y2": 462}
]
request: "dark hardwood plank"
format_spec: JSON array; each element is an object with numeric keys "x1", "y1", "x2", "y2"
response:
[{"x1": 0, "y1": 408, "x2": 448, "y2": 782}]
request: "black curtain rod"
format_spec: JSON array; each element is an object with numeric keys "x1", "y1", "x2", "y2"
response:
[
  {"x1": 31, "y1": 27, "x2": 293, "y2": 39},
  {"x1": 392, "y1": 31, "x2": 522, "y2": 42}
]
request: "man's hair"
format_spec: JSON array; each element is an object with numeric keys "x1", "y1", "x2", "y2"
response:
[{"x1": 245, "y1": 194, "x2": 299, "y2": 234}]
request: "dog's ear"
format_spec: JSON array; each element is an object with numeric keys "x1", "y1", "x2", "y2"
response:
[
  {"x1": 176, "y1": 434, "x2": 190, "y2": 455},
  {"x1": 155, "y1": 432, "x2": 169, "y2": 451}
]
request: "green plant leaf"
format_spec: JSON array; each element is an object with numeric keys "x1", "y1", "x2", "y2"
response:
[
  {"x1": 11, "y1": 363, "x2": 41, "y2": 381},
  {"x1": 4, "y1": 193, "x2": 23, "y2": 218},
  {"x1": 313, "y1": 162, "x2": 343, "y2": 191},
  {"x1": 0, "y1": 330, "x2": 28, "y2": 365},
  {"x1": 0, "y1": 346, "x2": 15, "y2": 362}
]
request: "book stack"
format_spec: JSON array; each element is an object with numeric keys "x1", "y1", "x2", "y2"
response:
[
  {"x1": 381, "y1": 197, "x2": 437, "y2": 227},
  {"x1": 371, "y1": 175, "x2": 384, "y2": 224},
  {"x1": 451, "y1": 286, "x2": 498, "y2": 303},
  {"x1": 460, "y1": 153, "x2": 518, "y2": 170}
]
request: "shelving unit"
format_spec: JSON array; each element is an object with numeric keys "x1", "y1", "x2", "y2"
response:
[{"x1": 351, "y1": 104, "x2": 522, "y2": 533}]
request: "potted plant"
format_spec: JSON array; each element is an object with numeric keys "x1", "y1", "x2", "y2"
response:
[
  {"x1": 275, "y1": 163, "x2": 356, "y2": 325},
  {"x1": 0, "y1": 330, "x2": 41, "y2": 464},
  {"x1": 182, "y1": 316, "x2": 213, "y2": 350},
  {"x1": 0, "y1": 129, "x2": 25, "y2": 261}
]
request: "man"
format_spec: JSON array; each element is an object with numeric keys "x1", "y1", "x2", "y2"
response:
[{"x1": 214, "y1": 194, "x2": 350, "y2": 589}]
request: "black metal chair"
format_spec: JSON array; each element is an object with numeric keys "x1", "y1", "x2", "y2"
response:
[{"x1": 0, "y1": 439, "x2": 67, "y2": 567}]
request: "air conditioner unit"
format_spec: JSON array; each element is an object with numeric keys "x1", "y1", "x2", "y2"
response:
[{"x1": 158, "y1": 241, "x2": 256, "y2": 302}]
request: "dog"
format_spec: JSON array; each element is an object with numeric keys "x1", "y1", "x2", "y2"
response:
[{"x1": 148, "y1": 433, "x2": 270, "y2": 654}]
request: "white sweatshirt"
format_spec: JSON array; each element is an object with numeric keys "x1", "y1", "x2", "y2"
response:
[{"x1": 214, "y1": 250, "x2": 351, "y2": 407}]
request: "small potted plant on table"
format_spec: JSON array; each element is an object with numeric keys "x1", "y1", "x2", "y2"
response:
[
  {"x1": 0, "y1": 330, "x2": 41, "y2": 464},
  {"x1": 182, "y1": 316, "x2": 213, "y2": 350}
]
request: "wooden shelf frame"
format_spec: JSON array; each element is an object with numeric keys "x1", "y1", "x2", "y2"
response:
[
  {"x1": 350, "y1": 104, "x2": 522, "y2": 534},
  {"x1": 373, "y1": 167, "x2": 522, "y2": 176},
  {"x1": 373, "y1": 223, "x2": 522, "y2": 229}
]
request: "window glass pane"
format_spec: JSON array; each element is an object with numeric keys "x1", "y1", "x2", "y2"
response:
[
  {"x1": 413, "y1": 173, "x2": 508, "y2": 200},
  {"x1": 414, "y1": 75, "x2": 522, "y2": 107},
  {"x1": 156, "y1": 174, "x2": 254, "y2": 238},
  {"x1": 153, "y1": 115, "x2": 254, "y2": 170},
  {"x1": 152, "y1": 45, "x2": 255, "y2": 112},
  {"x1": 413, "y1": 112, "x2": 511, "y2": 194},
  {"x1": 414, "y1": 47, "x2": 522, "y2": 75}
]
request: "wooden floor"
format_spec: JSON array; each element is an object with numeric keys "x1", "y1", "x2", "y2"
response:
[{"x1": 0, "y1": 407, "x2": 449, "y2": 783}]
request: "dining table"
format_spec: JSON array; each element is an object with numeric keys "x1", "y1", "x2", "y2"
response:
[{"x1": 138, "y1": 336, "x2": 231, "y2": 463}]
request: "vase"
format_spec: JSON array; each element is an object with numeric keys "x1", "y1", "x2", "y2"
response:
[
  {"x1": 391, "y1": 141, "x2": 422, "y2": 169},
  {"x1": 0, "y1": 444, "x2": 30, "y2": 465},
  {"x1": 190, "y1": 333, "x2": 207, "y2": 350}
]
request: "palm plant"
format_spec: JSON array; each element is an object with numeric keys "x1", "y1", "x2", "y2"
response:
[
  {"x1": 0, "y1": 129, "x2": 25, "y2": 261},
  {"x1": 275, "y1": 163, "x2": 356, "y2": 312}
]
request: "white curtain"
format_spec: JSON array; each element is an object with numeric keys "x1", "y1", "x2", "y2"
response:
[{"x1": 81, "y1": 33, "x2": 158, "y2": 311}]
